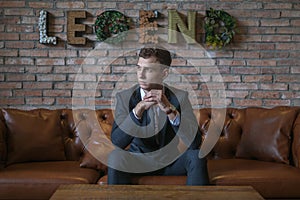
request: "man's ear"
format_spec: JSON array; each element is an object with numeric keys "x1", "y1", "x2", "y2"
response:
[{"x1": 162, "y1": 68, "x2": 169, "y2": 79}]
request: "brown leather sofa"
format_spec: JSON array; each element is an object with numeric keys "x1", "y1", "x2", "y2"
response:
[
  {"x1": 1, "y1": 107, "x2": 300, "y2": 199},
  {"x1": 0, "y1": 109, "x2": 109, "y2": 200}
]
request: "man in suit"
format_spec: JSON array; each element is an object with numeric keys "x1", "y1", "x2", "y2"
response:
[{"x1": 108, "y1": 46, "x2": 209, "y2": 185}]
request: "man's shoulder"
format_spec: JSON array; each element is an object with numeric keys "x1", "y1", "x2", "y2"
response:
[
  {"x1": 116, "y1": 84, "x2": 139, "y2": 97},
  {"x1": 165, "y1": 84, "x2": 188, "y2": 97}
]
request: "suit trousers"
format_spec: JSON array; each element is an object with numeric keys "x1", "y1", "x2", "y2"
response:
[{"x1": 107, "y1": 149, "x2": 209, "y2": 185}]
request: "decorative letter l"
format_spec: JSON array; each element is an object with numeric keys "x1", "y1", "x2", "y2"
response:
[{"x1": 38, "y1": 10, "x2": 57, "y2": 45}]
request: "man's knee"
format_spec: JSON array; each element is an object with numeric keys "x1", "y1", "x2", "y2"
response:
[
  {"x1": 107, "y1": 150, "x2": 119, "y2": 168},
  {"x1": 185, "y1": 149, "x2": 207, "y2": 166}
]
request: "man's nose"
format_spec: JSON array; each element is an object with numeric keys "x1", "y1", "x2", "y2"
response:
[{"x1": 138, "y1": 69, "x2": 146, "y2": 78}]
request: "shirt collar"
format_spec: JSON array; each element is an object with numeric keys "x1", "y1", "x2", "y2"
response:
[{"x1": 140, "y1": 88, "x2": 146, "y2": 100}]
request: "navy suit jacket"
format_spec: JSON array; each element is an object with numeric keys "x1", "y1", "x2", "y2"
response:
[{"x1": 111, "y1": 84, "x2": 202, "y2": 154}]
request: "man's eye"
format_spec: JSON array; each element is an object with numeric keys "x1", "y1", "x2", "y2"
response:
[{"x1": 146, "y1": 68, "x2": 153, "y2": 73}]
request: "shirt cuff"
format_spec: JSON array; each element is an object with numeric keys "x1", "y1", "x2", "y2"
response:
[
  {"x1": 169, "y1": 113, "x2": 180, "y2": 126},
  {"x1": 132, "y1": 108, "x2": 141, "y2": 120}
]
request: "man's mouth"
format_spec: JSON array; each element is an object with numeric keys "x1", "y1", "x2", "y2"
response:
[{"x1": 139, "y1": 81, "x2": 148, "y2": 85}]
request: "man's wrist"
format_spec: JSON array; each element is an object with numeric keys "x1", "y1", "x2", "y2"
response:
[
  {"x1": 166, "y1": 104, "x2": 177, "y2": 115},
  {"x1": 133, "y1": 103, "x2": 145, "y2": 119},
  {"x1": 133, "y1": 108, "x2": 141, "y2": 119},
  {"x1": 168, "y1": 106, "x2": 180, "y2": 126}
]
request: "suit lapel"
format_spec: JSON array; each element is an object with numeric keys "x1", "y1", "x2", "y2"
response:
[
  {"x1": 164, "y1": 85, "x2": 174, "y2": 104},
  {"x1": 128, "y1": 85, "x2": 142, "y2": 111}
]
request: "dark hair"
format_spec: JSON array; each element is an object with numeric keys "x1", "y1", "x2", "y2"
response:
[{"x1": 139, "y1": 46, "x2": 172, "y2": 67}]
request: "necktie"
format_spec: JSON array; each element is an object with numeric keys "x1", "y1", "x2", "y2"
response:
[
  {"x1": 153, "y1": 106, "x2": 159, "y2": 134},
  {"x1": 149, "y1": 106, "x2": 160, "y2": 145}
]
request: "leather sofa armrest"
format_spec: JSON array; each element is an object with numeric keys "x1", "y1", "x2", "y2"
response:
[
  {"x1": 0, "y1": 110, "x2": 7, "y2": 167},
  {"x1": 293, "y1": 112, "x2": 300, "y2": 168}
]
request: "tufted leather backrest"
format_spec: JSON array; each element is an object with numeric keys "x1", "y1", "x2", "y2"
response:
[
  {"x1": 0, "y1": 107, "x2": 300, "y2": 168},
  {"x1": 292, "y1": 110, "x2": 300, "y2": 167},
  {"x1": 0, "y1": 109, "x2": 66, "y2": 166},
  {"x1": 194, "y1": 108, "x2": 246, "y2": 159},
  {"x1": 0, "y1": 112, "x2": 7, "y2": 167},
  {"x1": 61, "y1": 107, "x2": 300, "y2": 165},
  {"x1": 60, "y1": 109, "x2": 114, "y2": 161},
  {"x1": 0, "y1": 108, "x2": 115, "y2": 166}
]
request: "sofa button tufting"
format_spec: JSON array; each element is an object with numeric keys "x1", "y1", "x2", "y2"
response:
[{"x1": 102, "y1": 114, "x2": 108, "y2": 120}]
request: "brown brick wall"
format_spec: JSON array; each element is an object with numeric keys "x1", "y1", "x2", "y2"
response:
[{"x1": 0, "y1": 0, "x2": 299, "y2": 109}]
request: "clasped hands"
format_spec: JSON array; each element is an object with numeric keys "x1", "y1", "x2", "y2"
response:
[{"x1": 134, "y1": 89, "x2": 177, "y2": 120}]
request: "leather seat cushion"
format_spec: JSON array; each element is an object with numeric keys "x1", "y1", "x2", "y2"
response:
[
  {"x1": 0, "y1": 161, "x2": 100, "y2": 200},
  {"x1": 208, "y1": 159, "x2": 300, "y2": 199}
]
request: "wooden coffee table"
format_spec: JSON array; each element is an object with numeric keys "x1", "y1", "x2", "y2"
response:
[{"x1": 50, "y1": 184, "x2": 264, "y2": 200}]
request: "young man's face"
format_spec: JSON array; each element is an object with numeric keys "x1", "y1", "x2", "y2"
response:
[{"x1": 136, "y1": 56, "x2": 169, "y2": 92}]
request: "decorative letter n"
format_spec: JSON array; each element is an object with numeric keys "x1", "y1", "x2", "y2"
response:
[{"x1": 168, "y1": 10, "x2": 196, "y2": 44}]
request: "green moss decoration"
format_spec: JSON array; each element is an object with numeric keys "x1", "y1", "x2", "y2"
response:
[
  {"x1": 204, "y1": 8, "x2": 237, "y2": 49},
  {"x1": 94, "y1": 10, "x2": 130, "y2": 44}
]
